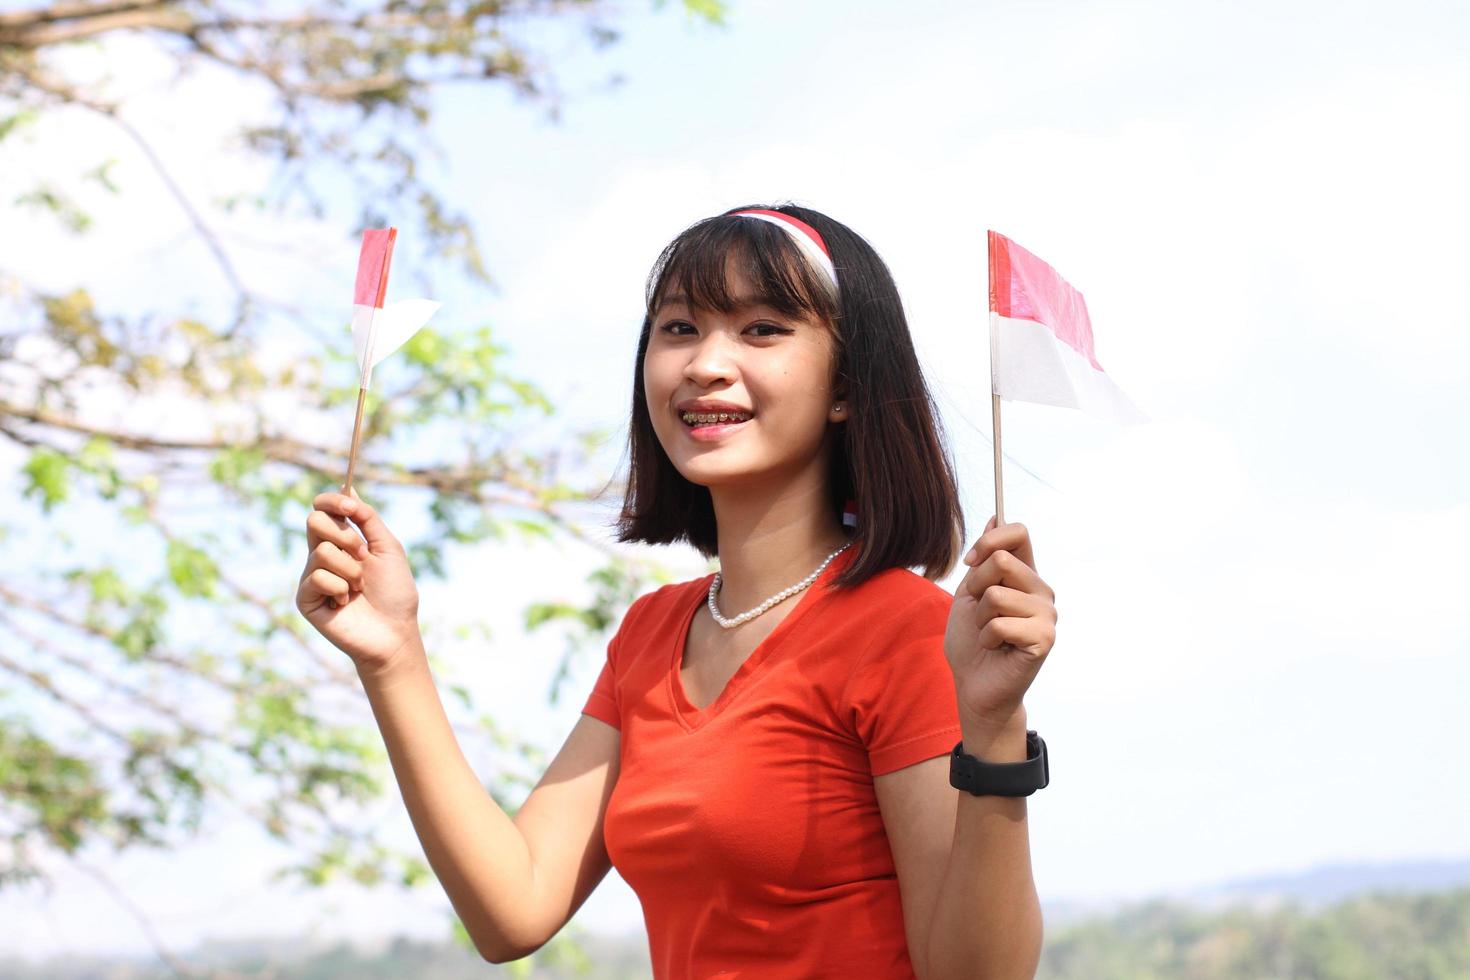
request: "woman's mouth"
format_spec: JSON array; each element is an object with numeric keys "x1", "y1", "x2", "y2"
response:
[{"x1": 679, "y1": 410, "x2": 754, "y2": 441}]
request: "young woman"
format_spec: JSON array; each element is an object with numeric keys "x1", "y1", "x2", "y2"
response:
[{"x1": 297, "y1": 203, "x2": 1057, "y2": 979}]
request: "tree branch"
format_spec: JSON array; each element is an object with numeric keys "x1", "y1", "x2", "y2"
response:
[
  {"x1": 0, "y1": 4, "x2": 190, "y2": 46},
  {"x1": 0, "y1": 1, "x2": 174, "y2": 32},
  {"x1": 0, "y1": 579, "x2": 264, "y2": 699},
  {"x1": 6, "y1": 59, "x2": 253, "y2": 331},
  {"x1": 68, "y1": 854, "x2": 255, "y2": 979},
  {"x1": 144, "y1": 502, "x2": 362, "y2": 689},
  {"x1": 0, "y1": 396, "x2": 619, "y2": 530},
  {"x1": 0, "y1": 576, "x2": 532, "y2": 774}
]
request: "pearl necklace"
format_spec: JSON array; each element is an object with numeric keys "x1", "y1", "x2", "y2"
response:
[{"x1": 707, "y1": 541, "x2": 854, "y2": 629}]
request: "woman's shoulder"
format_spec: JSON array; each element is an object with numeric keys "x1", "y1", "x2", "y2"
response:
[
  {"x1": 821, "y1": 562, "x2": 952, "y2": 636},
  {"x1": 620, "y1": 570, "x2": 712, "y2": 624},
  {"x1": 839, "y1": 561, "x2": 952, "y2": 605}
]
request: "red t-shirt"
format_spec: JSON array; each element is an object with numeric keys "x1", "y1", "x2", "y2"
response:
[{"x1": 580, "y1": 544, "x2": 962, "y2": 978}]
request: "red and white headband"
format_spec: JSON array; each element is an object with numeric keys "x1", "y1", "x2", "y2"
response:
[{"x1": 730, "y1": 208, "x2": 838, "y2": 294}]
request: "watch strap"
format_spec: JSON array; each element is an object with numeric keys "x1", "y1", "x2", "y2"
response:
[{"x1": 949, "y1": 730, "x2": 1049, "y2": 797}]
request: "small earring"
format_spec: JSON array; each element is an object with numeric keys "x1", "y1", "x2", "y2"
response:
[{"x1": 833, "y1": 405, "x2": 843, "y2": 412}]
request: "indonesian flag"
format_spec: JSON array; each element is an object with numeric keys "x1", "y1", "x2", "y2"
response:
[
  {"x1": 351, "y1": 227, "x2": 440, "y2": 390},
  {"x1": 988, "y1": 231, "x2": 1147, "y2": 424}
]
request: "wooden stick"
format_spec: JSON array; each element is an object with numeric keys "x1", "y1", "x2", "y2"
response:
[
  {"x1": 991, "y1": 389, "x2": 1004, "y2": 526},
  {"x1": 341, "y1": 386, "x2": 368, "y2": 495},
  {"x1": 988, "y1": 235, "x2": 1005, "y2": 527}
]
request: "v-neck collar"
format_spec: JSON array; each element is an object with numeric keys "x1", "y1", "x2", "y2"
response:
[{"x1": 667, "y1": 544, "x2": 859, "y2": 732}]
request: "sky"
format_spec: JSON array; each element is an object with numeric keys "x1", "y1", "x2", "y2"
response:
[{"x1": 0, "y1": 0, "x2": 1467, "y2": 963}]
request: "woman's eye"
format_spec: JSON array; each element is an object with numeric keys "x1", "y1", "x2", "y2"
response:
[
  {"x1": 749, "y1": 323, "x2": 791, "y2": 337},
  {"x1": 657, "y1": 321, "x2": 789, "y2": 337}
]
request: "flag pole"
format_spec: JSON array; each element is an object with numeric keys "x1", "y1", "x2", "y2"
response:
[
  {"x1": 342, "y1": 303, "x2": 379, "y2": 497},
  {"x1": 991, "y1": 389, "x2": 1004, "y2": 527},
  {"x1": 988, "y1": 232, "x2": 1005, "y2": 527},
  {"x1": 342, "y1": 386, "x2": 368, "y2": 496}
]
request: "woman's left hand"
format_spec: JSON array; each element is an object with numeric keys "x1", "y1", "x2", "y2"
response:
[{"x1": 944, "y1": 515, "x2": 1057, "y2": 730}]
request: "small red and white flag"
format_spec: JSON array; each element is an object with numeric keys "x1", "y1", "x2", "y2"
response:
[
  {"x1": 352, "y1": 227, "x2": 440, "y2": 391},
  {"x1": 341, "y1": 227, "x2": 440, "y2": 493},
  {"x1": 988, "y1": 231, "x2": 1146, "y2": 425}
]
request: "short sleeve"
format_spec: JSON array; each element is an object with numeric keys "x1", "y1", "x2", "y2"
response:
[
  {"x1": 842, "y1": 598, "x2": 962, "y2": 775},
  {"x1": 579, "y1": 643, "x2": 620, "y2": 728},
  {"x1": 580, "y1": 594, "x2": 647, "y2": 731}
]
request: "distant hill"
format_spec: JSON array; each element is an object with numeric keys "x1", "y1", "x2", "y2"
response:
[
  {"x1": 4, "y1": 856, "x2": 1469, "y2": 978},
  {"x1": 1036, "y1": 885, "x2": 1470, "y2": 979},
  {"x1": 1041, "y1": 854, "x2": 1470, "y2": 926},
  {"x1": 1178, "y1": 855, "x2": 1470, "y2": 908}
]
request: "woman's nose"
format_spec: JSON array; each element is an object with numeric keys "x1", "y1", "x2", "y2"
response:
[{"x1": 684, "y1": 332, "x2": 738, "y2": 384}]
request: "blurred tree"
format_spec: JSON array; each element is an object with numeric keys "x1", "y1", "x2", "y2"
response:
[
  {"x1": 0, "y1": 0, "x2": 724, "y2": 972},
  {"x1": 1037, "y1": 888, "x2": 1470, "y2": 979}
]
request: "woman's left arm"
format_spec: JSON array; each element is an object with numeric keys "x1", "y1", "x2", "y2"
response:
[{"x1": 884, "y1": 516, "x2": 1054, "y2": 980}]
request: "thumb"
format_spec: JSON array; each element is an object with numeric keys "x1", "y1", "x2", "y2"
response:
[{"x1": 340, "y1": 486, "x2": 397, "y2": 553}]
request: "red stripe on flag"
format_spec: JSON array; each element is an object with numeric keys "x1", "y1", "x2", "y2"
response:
[
  {"x1": 987, "y1": 229, "x2": 1012, "y2": 319},
  {"x1": 354, "y1": 228, "x2": 398, "y2": 308},
  {"x1": 988, "y1": 230, "x2": 1101, "y2": 371}
]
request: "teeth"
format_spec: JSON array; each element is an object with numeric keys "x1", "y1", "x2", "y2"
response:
[{"x1": 681, "y1": 411, "x2": 752, "y2": 425}]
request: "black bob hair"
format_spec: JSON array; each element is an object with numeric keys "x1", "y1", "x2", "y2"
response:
[{"x1": 611, "y1": 202, "x2": 965, "y2": 590}]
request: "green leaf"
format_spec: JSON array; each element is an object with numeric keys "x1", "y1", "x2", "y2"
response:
[
  {"x1": 81, "y1": 158, "x2": 121, "y2": 194},
  {"x1": 85, "y1": 567, "x2": 129, "y2": 604},
  {"x1": 0, "y1": 109, "x2": 39, "y2": 143},
  {"x1": 207, "y1": 445, "x2": 267, "y2": 489},
  {"x1": 21, "y1": 449, "x2": 71, "y2": 512},
  {"x1": 14, "y1": 185, "x2": 93, "y2": 233},
  {"x1": 165, "y1": 539, "x2": 219, "y2": 598},
  {"x1": 401, "y1": 326, "x2": 448, "y2": 367},
  {"x1": 523, "y1": 601, "x2": 582, "y2": 631}
]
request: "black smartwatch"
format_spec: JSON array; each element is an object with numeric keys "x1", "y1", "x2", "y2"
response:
[{"x1": 949, "y1": 730, "x2": 1049, "y2": 797}]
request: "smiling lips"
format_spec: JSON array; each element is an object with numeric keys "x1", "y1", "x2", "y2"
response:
[
  {"x1": 680, "y1": 410, "x2": 754, "y2": 427},
  {"x1": 679, "y1": 411, "x2": 752, "y2": 440}
]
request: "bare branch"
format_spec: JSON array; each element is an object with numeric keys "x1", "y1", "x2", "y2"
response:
[
  {"x1": 0, "y1": 644, "x2": 142, "y2": 748},
  {"x1": 0, "y1": 580, "x2": 261, "y2": 698},
  {"x1": 0, "y1": 4, "x2": 190, "y2": 46},
  {"x1": 0, "y1": 576, "x2": 527, "y2": 760},
  {"x1": 68, "y1": 855, "x2": 253, "y2": 979},
  {"x1": 6, "y1": 59, "x2": 252, "y2": 329},
  {"x1": 0, "y1": 1, "x2": 174, "y2": 32},
  {"x1": 142, "y1": 502, "x2": 360, "y2": 688},
  {"x1": 0, "y1": 396, "x2": 619, "y2": 528}
]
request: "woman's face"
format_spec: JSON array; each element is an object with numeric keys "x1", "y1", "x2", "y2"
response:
[{"x1": 643, "y1": 259, "x2": 843, "y2": 493}]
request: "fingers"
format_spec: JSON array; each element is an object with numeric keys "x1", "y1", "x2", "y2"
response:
[
  {"x1": 311, "y1": 539, "x2": 365, "y2": 587},
  {"x1": 958, "y1": 547, "x2": 1050, "y2": 603},
  {"x1": 300, "y1": 540, "x2": 365, "y2": 605},
  {"x1": 976, "y1": 615, "x2": 1055, "y2": 659},
  {"x1": 319, "y1": 537, "x2": 365, "y2": 583},
  {"x1": 304, "y1": 567, "x2": 353, "y2": 609},
  {"x1": 962, "y1": 518, "x2": 1037, "y2": 573},
  {"x1": 307, "y1": 509, "x2": 368, "y2": 559},
  {"x1": 314, "y1": 487, "x2": 396, "y2": 554},
  {"x1": 970, "y1": 584, "x2": 1056, "y2": 626}
]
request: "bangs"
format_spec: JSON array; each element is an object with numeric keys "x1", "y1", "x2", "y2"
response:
[{"x1": 644, "y1": 214, "x2": 840, "y2": 323}]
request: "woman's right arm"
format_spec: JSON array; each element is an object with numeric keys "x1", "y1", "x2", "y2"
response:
[
  {"x1": 298, "y1": 489, "x2": 622, "y2": 962},
  {"x1": 357, "y1": 648, "x2": 621, "y2": 962}
]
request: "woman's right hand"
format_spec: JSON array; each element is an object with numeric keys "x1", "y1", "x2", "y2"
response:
[{"x1": 296, "y1": 486, "x2": 422, "y2": 676}]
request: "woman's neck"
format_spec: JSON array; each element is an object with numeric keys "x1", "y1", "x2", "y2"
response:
[{"x1": 708, "y1": 482, "x2": 852, "y2": 612}]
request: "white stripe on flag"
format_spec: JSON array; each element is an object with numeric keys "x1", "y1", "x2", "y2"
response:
[
  {"x1": 990, "y1": 312, "x2": 1149, "y2": 424},
  {"x1": 350, "y1": 299, "x2": 442, "y2": 389}
]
